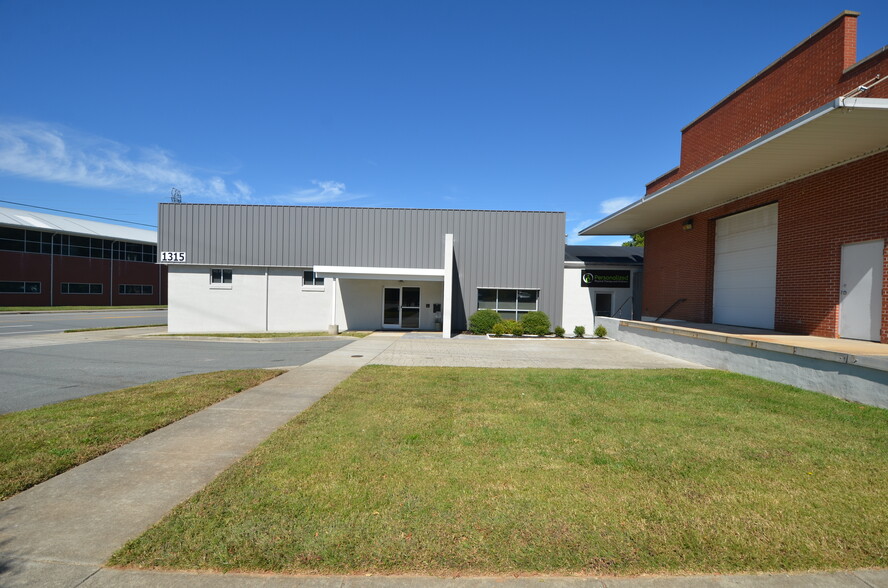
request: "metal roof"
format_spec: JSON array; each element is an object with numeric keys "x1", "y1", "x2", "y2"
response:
[
  {"x1": 580, "y1": 97, "x2": 888, "y2": 236},
  {"x1": 0, "y1": 206, "x2": 157, "y2": 244},
  {"x1": 564, "y1": 245, "x2": 643, "y2": 265}
]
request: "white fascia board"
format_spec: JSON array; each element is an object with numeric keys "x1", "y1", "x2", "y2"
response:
[
  {"x1": 313, "y1": 265, "x2": 445, "y2": 282},
  {"x1": 579, "y1": 97, "x2": 888, "y2": 236}
]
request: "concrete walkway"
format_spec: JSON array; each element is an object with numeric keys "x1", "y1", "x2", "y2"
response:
[
  {"x1": 1, "y1": 332, "x2": 883, "y2": 587},
  {"x1": 370, "y1": 334, "x2": 704, "y2": 369},
  {"x1": 0, "y1": 333, "x2": 400, "y2": 587}
]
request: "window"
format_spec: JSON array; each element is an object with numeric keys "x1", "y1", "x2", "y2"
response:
[
  {"x1": 303, "y1": 270, "x2": 325, "y2": 288},
  {"x1": 477, "y1": 288, "x2": 539, "y2": 321},
  {"x1": 211, "y1": 268, "x2": 232, "y2": 284},
  {"x1": 0, "y1": 228, "x2": 157, "y2": 262},
  {"x1": 119, "y1": 284, "x2": 153, "y2": 295},
  {"x1": 0, "y1": 281, "x2": 41, "y2": 294},
  {"x1": 61, "y1": 283, "x2": 102, "y2": 294}
]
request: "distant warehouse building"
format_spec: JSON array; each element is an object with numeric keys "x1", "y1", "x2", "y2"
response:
[
  {"x1": 0, "y1": 206, "x2": 166, "y2": 307},
  {"x1": 158, "y1": 203, "x2": 643, "y2": 336}
]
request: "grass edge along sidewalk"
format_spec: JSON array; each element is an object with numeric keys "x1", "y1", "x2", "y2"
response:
[
  {"x1": 0, "y1": 369, "x2": 283, "y2": 500},
  {"x1": 110, "y1": 366, "x2": 888, "y2": 576}
]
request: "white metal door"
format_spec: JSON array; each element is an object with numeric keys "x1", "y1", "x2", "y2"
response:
[
  {"x1": 840, "y1": 240, "x2": 883, "y2": 341},
  {"x1": 713, "y1": 204, "x2": 777, "y2": 329}
]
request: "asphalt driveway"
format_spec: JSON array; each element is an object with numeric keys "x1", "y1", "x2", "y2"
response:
[{"x1": 0, "y1": 335, "x2": 351, "y2": 414}]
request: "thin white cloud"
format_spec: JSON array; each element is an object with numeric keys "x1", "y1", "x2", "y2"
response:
[
  {"x1": 0, "y1": 120, "x2": 253, "y2": 201},
  {"x1": 273, "y1": 180, "x2": 365, "y2": 205},
  {"x1": 599, "y1": 196, "x2": 637, "y2": 215}
]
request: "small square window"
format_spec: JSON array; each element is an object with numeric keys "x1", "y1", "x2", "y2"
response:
[
  {"x1": 211, "y1": 268, "x2": 233, "y2": 284},
  {"x1": 303, "y1": 270, "x2": 324, "y2": 287}
]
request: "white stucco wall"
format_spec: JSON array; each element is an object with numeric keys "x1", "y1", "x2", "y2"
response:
[
  {"x1": 168, "y1": 265, "x2": 445, "y2": 333},
  {"x1": 268, "y1": 268, "x2": 333, "y2": 332},
  {"x1": 561, "y1": 266, "x2": 638, "y2": 334}
]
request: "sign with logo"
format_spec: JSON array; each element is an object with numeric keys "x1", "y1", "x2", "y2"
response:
[
  {"x1": 581, "y1": 270, "x2": 630, "y2": 288},
  {"x1": 160, "y1": 251, "x2": 187, "y2": 263}
]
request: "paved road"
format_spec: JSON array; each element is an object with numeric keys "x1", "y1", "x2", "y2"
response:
[
  {"x1": 0, "y1": 309, "x2": 167, "y2": 337},
  {"x1": 0, "y1": 336, "x2": 351, "y2": 414}
]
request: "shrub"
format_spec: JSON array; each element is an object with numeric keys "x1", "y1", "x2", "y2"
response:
[
  {"x1": 491, "y1": 322, "x2": 508, "y2": 337},
  {"x1": 554, "y1": 326, "x2": 565, "y2": 338},
  {"x1": 594, "y1": 325, "x2": 608, "y2": 338},
  {"x1": 520, "y1": 311, "x2": 551, "y2": 336},
  {"x1": 573, "y1": 325, "x2": 586, "y2": 338},
  {"x1": 469, "y1": 309, "x2": 502, "y2": 334},
  {"x1": 502, "y1": 320, "x2": 524, "y2": 336}
]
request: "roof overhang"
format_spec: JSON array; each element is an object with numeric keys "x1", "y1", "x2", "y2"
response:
[
  {"x1": 580, "y1": 97, "x2": 888, "y2": 235},
  {"x1": 314, "y1": 265, "x2": 445, "y2": 281}
]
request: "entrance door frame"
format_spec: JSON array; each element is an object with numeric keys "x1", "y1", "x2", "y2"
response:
[{"x1": 382, "y1": 286, "x2": 421, "y2": 330}]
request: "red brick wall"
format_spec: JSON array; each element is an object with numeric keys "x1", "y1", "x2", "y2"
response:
[
  {"x1": 0, "y1": 251, "x2": 167, "y2": 306},
  {"x1": 643, "y1": 151, "x2": 888, "y2": 343},
  {"x1": 646, "y1": 12, "x2": 888, "y2": 195}
]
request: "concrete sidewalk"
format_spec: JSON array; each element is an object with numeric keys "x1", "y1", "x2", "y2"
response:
[
  {"x1": 0, "y1": 333, "x2": 402, "y2": 587},
  {"x1": 370, "y1": 334, "x2": 704, "y2": 369}
]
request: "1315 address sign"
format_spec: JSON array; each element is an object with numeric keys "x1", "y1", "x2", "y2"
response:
[{"x1": 160, "y1": 251, "x2": 186, "y2": 263}]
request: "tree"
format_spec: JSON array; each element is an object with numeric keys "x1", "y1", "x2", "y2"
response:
[{"x1": 622, "y1": 232, "x2": 644, "y2": 247}]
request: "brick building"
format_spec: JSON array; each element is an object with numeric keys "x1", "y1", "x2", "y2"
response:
[
  {"x1": 581, "y1": 11, "x2": 887, "y2": 343},
  {"x1": 0, "y1": 206, "x2": 166, "y2": 307}
]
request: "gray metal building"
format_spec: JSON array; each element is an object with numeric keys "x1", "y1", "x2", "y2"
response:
[{"x1": 158, "y1": 204, "x2": 566, "y2": 335}]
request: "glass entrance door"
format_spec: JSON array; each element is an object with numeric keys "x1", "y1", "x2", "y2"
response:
[
  {"x1": 383, "y1": 288, "x2": 401, "y2": 328},
  {"x1": 382, "y1": 287, "x2": 421, "y2": 329},
  {"x1": 400, "y1": 287, "x2": 420, "y2": 329}
]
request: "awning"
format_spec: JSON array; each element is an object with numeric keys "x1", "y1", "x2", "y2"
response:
[
  {"x1": 313, "y1": 265, "x2": 445, "y2": 281},
  {"x1": 580, "y1": 97, "x2": 888, "y2": 235}
]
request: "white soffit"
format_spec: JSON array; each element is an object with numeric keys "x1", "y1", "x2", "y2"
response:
[
  {"x1": 314, "y1": 265, "x2": 445, "y2": 281},
  {"x1": 580, "y1": 98, "x2": 888, "y2": 236}
]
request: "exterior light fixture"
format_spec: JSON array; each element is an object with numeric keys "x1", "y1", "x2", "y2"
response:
[{"x1": 682, "y1": 218, "x2": 694, "y2": 231}]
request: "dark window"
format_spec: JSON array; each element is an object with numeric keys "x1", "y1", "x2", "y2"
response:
[
  {"x1": 477, "y1": 288, "x2": 540, "y2": 322},
  {"x1": 0, "y1": 227, "x2": 24, "y2": 240},
  {"x1": 119, "y1": 284, "x2": 153, "y2": 295},
  {"x1": 0, "y1": 281, "x2": 41, "y2": 294},
  {"x1": 61, "y1": 283, "x2": 103, "y2": 294},
  {"x1": 211, "y1": 268, "x2": 232, "y2": 284},
  {"x1": 303, "y1": 270, "x2": 324, "y2": 286}
]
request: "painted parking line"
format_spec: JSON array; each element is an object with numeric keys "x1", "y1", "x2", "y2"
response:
[{"x1": 0, "y1": 325, "x2": 32, "y2": 328}]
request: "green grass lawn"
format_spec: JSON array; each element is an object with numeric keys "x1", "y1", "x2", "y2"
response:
[
  {"x1": 110, "y1": 367, "x2": 888, "y2": 576},
  {"x1": 0, "y1": 369, "x2": 282, "y2": 500}
]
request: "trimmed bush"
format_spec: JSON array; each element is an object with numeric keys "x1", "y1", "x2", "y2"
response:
[
  {"x1": 502, "y1": 320, "x2": 524, "y2": 336},
  {"x1": 469, "y1": 309, "x2": 502, "y2": 334},
  {"x1": 554, "y1": 326, "x2": 565, "y2": 338},
  {"x1": 573, "y1": 325, "x2": 586, "y2": 338},
  {"x1": 594, "y1": 325, "x2": 608, "y2": 338},
  {"x1": 520, "y1": 311, "x2": 551, "y2": 336},
  {"x1": 491, "y1": 322, "x2": 508, "y2": 337}
]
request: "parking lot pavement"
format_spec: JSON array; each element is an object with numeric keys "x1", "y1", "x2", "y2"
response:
[
  {"x1": 370, "y1": 334, "x2": 706, "y2": 369},
  {"x1": 0, "y1": 309, "x2": 167, "y2": 337},
  {"x1": 0, "y1": 333, "x2": 353, "y2": 414}
]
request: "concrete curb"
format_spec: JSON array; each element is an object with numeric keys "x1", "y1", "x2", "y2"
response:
[{"x1": 7, "y1": 565, "x2": 887, "y2": 587}]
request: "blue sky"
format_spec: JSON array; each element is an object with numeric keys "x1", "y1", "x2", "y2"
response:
[{"x1": 1, "y1": 1, "x2": 885, "y2": 244}]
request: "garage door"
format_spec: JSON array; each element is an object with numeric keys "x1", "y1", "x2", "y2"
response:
[{"x1": 713, "y1": 204, "x2": 777, "y2": 329}]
